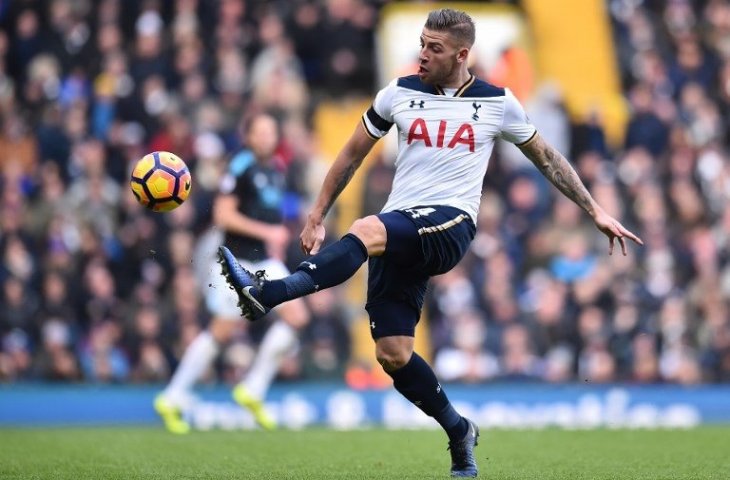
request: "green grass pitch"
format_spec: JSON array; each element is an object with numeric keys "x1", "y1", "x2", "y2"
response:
[{"x1": 0, "y1": 427, "x2": 728, "y2": 479}]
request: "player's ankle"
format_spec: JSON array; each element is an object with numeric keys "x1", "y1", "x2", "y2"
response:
[
  {"x1": 446, "y1": 416, "x2": 469, "y2": 441},
  {"x1": 258, "y1": 279, "x2": 287, "y2": 307}
]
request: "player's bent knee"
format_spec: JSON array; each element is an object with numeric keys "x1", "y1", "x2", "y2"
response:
[
  {"x1": 375, "y1": 340, "x2": 413, "y2": 372},
  {"x1": 349, "y1": 216, "x2": 386, "y2": 256},
  {"x1": 375, "y1": 351, "x2": 410, "y2": 372}
]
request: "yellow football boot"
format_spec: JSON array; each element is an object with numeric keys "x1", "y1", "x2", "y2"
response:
[
  {"x1": 153, "y1": 394, "x2": 190, "y2": 434},
  {"x1": 232, "y1": 385, "x2": 276, "y2": 431}
]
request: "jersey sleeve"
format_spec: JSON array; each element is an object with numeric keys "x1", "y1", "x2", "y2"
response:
[
  {"x1": 219, "y1": 152, "x2": 254, "y2": 197},
  {"x1": 499, "y1": 88, "x2": 537, "y2": 145},
  {"x1": 219, "y1": 172, "x2": 237, "y2": 195},
  {"x1": 361, "y1": 79, "x2": 397, "y2": 140}
]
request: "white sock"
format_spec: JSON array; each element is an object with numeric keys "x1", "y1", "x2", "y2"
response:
[
  {"x1": 240, "y1": 321, "x2": 299, "y2": 400},
  {"x1": 164, "y1": 331, "x2": 219, "y2": 405}
]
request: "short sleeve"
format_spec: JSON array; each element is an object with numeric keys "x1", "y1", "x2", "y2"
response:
[
  {"x1": 500, "y1": 88, "x2": 537, "y2": 145},
  {"x1": 219, "y1": 172, "x2": 236, "y2": 194},
  {"x1": 219, "y1": 151, "x2": 254, "y2": 196},
  {"x1": 361, "y1": 79, "x2": 397, "y2": 139}
]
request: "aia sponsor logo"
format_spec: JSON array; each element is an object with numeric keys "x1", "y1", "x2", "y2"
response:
[{"x1": 406, "y1": 118, "x2": 475, "y2": 152}]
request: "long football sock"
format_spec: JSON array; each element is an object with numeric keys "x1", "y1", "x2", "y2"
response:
[
  {"x1": 239, "y1": 321, "x2": 299, "y2": 399},
  {"x1": 387, "y1": 352, "x2": 468, "y2": 441},
  {"x1": 258, "y1": 233, "x2": 368, "y2": 307},
  {"x1": 164, "y1": 330, "x2": 218, "y2": 404}
]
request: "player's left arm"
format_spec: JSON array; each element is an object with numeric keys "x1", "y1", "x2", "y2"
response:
[{"x1": 517, "y1": 133, "x2": 643, "y2": 255}]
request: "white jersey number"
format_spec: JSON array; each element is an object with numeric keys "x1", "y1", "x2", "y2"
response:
[{"x1": 405, "y1": 207, "x2": 436, "y2": 219}]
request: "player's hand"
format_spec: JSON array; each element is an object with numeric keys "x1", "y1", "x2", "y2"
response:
[
  {"x1": 265, "y1": 225, "x2": 290, "y2": 260},
  {"x1": 591, "y1": 207, "x2": 643, "y2": 256},
  {"x1": 300, "y1": 215, "x2": 326, "y2": 255}
]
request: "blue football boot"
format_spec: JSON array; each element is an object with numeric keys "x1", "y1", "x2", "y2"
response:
[
  {"x1": 448, "y1": 418, "x2": 480, "y2": 477},
  {"x1": 217, "y1": 246, "x2": 270, "y2": 321}
]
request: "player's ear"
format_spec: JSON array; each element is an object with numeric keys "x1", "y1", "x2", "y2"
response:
[{"x1": 456, "y1": 47, "x2": 469, "y2": 63}]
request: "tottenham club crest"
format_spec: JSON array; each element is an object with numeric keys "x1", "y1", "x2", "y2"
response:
[{"x1": 472, "y1": 102, "x2": 481, "y2": 121}]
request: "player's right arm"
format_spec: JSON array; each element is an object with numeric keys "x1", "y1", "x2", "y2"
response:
[
  {"x1": 300, "y1": 123, "x2": 378, "y2": 255},
  {"x1": 301, "y1": 81, "x2": 396, "y2": 255}
]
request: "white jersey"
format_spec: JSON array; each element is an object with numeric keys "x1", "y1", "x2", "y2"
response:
[{"x1": 361, "y1": 75, "x2": 536, "y2": 223}]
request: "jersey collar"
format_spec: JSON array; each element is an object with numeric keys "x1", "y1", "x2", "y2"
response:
[
  {"x1": 435, "y1": 75, "x2": 476, "y2": 97},
  {"x1": 454, "y1": 75, "x2": 476, "y2": 97}
]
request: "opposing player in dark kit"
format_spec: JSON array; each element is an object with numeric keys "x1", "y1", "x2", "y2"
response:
[{"x1": 156, "y1": 114, "x2": 308, "y2": 433}]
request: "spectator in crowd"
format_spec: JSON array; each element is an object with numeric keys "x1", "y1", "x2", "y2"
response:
[
  {"x1": 0, "y1": 0, "x2": 729, "y2": 388},
  {"x1": 300, "y1": 288, "x2": 352, "y2": 380},
  {"x1": 32, "y1": 319, "x2": 81, "y2": 381}
]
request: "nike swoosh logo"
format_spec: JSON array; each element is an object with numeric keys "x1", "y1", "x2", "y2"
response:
[{"x1": 243, "y1": 286, "x2": 266, "y2": 312}]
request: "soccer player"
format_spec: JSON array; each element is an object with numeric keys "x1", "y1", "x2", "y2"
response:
[
  {"x1": 155, "y1": 113, "x2": 309, "y2": 433},
  {"x1": 218, "y1": 9, "x2": 643, "y2": 477}
]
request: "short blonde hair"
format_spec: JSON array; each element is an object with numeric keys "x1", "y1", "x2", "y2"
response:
[{"x1": 425, "y1": 9, "x2": 475, "y2": 47}]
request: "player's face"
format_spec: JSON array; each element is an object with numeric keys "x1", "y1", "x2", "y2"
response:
[
  {"x1": 247, "y1": 115, "x2": 279, "y2": 160},
  {"x1": 417, "y1": 28, "x2": 464, "y2": 85}
]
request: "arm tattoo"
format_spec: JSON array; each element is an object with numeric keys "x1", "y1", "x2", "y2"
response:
[
  {"x1": 321, "y1": 161, "x2": 360, "y2": 217},
  {"x1": 314, "y1": 123, "x2": 376, "y2": 220},
  {"x1": 518, "y1": 134, "x2": 595, "y2": 215}
]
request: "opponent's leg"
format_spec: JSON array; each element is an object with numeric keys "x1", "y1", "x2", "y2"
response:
[
  {"x1": 218, "y1": 217, "x2": 384, "y2": 320},
  {"x1": 155, "y1": 320, "x2": 234, "y2": 433},
  {"x1": 233, "y1": 299, "x2": 307, "y2": 430},
  {"x1": 228, "y1": 257, "x2": 310, "y2": 429}
]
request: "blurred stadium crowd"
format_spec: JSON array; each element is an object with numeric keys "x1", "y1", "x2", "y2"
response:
[{"x1": 1, "y1": 0, "x2": 729, "y2": 386}]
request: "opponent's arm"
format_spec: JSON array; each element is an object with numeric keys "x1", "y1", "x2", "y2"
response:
[
  {"x1": 213, "y1": 195, "x2": 289, "y2": 257},
  {"x1": 301, "y1": 122, "x2": 378, "y2": 254},
  {"x1": 213, "y1": 195, "x2": 279, "y2": 238},
  {"x1": 517, "y1": 133, "x2": 643, "y2": 255}
]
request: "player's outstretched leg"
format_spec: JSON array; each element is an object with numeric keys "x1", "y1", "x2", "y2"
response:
[
  {"x1": 217, "y1": 246, "x2": 271, "y2": 320},
  {"x1": 218, "y1": 233, "x2": 368, "y2": 320}
]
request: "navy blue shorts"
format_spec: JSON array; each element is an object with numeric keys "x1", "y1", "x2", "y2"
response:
[{"x1": 365, "y1": 205, "x2": 476, "y2": 339}]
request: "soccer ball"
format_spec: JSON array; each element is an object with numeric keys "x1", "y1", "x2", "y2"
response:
[{"x1": 130, "y1": 151, "x2": 192, "y2": 212}]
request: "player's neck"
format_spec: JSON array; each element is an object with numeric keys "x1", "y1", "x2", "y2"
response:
[{"x1": 438, "y1": 69, "x2": 472, "y2": 89}]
